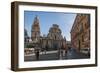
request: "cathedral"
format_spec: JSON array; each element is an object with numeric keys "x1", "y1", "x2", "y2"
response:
[{"x1": 25, "y1": 16, "x2": 67, "y2": 51}]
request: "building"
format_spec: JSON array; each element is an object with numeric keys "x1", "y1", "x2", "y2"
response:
[
  {"x1": 24, "y1": 28, "x2": 29, "y2": 43},
  {"x1": 39, "y1": 24, "x2": 67, "y2": 51},
  {"x1": 70, "y1": 14, "x2": 90, "y2": 51},
  {"x1": 25, "y1": 16, "x2": 67, "y2": 51},
  {"x1": 31, "y1": 16, "x2": 40, "y2": 41}
]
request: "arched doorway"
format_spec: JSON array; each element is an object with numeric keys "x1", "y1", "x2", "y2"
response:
[{"x1": 53, "y1": 41, "x2": 58, "y2": 50}]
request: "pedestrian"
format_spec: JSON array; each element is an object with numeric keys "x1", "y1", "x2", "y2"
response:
[
  {"x1": 63, "y1": 50, "x2": 65, "y2": 57},
  {"x1": 36, "y1": 50, "x2": 39, "y2": 60},
  {"x1": 60, "y1": 49, "x2": 63, "y2": 59},
  {"x1": 35, "y1": 47, "x2": 40, "y2": 60}
]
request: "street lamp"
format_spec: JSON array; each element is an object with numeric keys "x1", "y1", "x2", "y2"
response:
[{"x1": 58, "y1": 40, "x2": 63, "y2": 60}]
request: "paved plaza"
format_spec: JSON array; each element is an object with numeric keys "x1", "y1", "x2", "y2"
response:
[{"x1": 24, "y1": 48, "x2": 90, "y2": 61}]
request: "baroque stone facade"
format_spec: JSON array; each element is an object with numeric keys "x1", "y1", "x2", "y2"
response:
[
  {"x1": 25, "y1": 16, "x2": 67, "y2": 51},
  {"x1": 39, "y1": 24, "x2": 67, "y2": 51},
  {"x1": 70, "y1": 14, "x2": 90, "y2": 51}
]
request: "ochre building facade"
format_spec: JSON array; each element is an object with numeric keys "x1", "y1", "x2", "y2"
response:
[{"x1": 70, "y1": 14, "x2": 90, "y2": 51}]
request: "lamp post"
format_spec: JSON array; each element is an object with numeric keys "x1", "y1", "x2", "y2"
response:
[{"x1": 58, "y1": 41, "x2": 63, "y2": 60}]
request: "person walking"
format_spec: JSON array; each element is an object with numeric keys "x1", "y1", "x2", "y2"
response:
[
  {"x1": 36, "y1": 49, "x2": 39, "y2": 60},
  {"x1": 35, "y1": 47, "x2": 40, "y2": 60}
]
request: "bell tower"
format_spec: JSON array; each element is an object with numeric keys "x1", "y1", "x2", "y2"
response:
[{"x1": 31, "y1": 15, "x2": 40, "y2": 41}]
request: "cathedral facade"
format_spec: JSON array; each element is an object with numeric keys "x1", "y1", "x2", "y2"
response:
[{"x1": 25, "y1": 16, "x2": 67, "y2": 51}]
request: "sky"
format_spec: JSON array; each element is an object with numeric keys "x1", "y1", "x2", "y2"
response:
[{"x1": 24, "y1": 11, "x2": 76, "y2": 41}]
